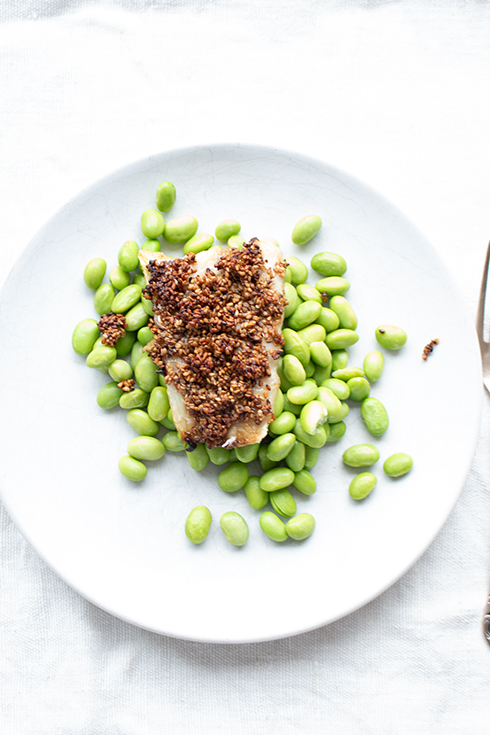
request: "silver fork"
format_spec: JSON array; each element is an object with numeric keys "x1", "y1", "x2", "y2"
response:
[{"x1": 477, "y1": 240, "x2": 490, "y2": 643}]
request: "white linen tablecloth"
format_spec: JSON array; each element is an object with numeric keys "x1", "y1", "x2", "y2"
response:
[{"x1": 1, "y1": 2, "x2": 490, "y2": 733}]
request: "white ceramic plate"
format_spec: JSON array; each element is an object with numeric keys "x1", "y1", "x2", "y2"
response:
[{"x1": 0, "y1": 144, "x2": 482, "y2": 643}]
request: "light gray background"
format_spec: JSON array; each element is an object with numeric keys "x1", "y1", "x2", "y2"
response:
[{"x1": 1, "y1": 1, "x2": 489, "y2": 733}]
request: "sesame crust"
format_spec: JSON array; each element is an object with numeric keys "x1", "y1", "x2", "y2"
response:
[
  {"x1": 143, "y1": 240, "x2": 287, "y2": 448},
  {"x1": 97, "y1": 312, "x2": 127, "y2": 347}
]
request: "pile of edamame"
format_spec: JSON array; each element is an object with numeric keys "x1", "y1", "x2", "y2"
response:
[{"x1": 72, "y1": 182, "x2": 413, "y2": 549}]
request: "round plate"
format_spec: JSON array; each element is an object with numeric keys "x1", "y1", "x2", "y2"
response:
[{"x1": 0, "y1": 144, "x2": 482, "y2": 643}]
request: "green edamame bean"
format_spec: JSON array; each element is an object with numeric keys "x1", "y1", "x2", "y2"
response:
[
  {"x1": 141, "y1": 238, "x2": 161, "y2": 253},
  {"x1": 126, "y1": 408, "x2": 159, "y2": 436},
  {"x1": 315, "y1": 277, "x2": 350, "y2": 297},
  {"x1": 162, "y1": 431, "x2": 186, "y2": 451},
  {"x1": 86, "y1": 345, "x2": 117, "y2": 369},
  {"x1": 244, "y1": 476, "x2": 269, "y2": 510},
  {"x1": 332, "y1": 366, "x2": 364, "y2": 381},
  {"x1": 133, "y1": 273, "x2": 146, "y2": 288},
  {"x1": 282, "y1": 329, "x2": 310, "y2": 367},
  {"x1": 156, "y1": 181, "x2": 176, "y2": 213},
  {"x1": 293, "y1": 418, "x2": 328, "y2": 448},
  {"x1": 284, "y1": 283, "x2": 300, "y2": 318},
  {"x1": 110, "y1": 265, "x2": 130, "y2": 290},
  {"x1": 119, "y1": 389, "x2": 149, "y2": 410},
  {"x1": 72, "y1": 319, "x2": 100, "y2": 355},
  {"x1": 325, "y1": 329, "x2": 359, "y2": 350},
  {"x1": 321, "y1": 378, "x2": 350, "y2": 400},
  {"x1": 220, "y1": 512, "x2": 249, "y2": 546},
  {"x1": 326, "y1": 421, "x2": 346, "y2": 442},
  {"x1": 89, "y1": 332, "x2": 104, "y2": 351},
  {"x1": 137, "y1": 326, "x2": 153, "y2": 346},
  {"x1": 337, "y1": 401, "x2": 350, "y2": 422},
  {"x1": 235, "y1": 443, "x2": 260, "y2": 463},
  {"x1": 125, "y1": 303, "x2": 149, "y2": 332},
  {"x1": 111, "y1": 284, "x2": 142, "y2": 314},
  {"x1": 259, "y1": 467, "x2": 295, "y2": 492},
  {"x1": 311, "y1": 251, "x2": 347, "y2": 277},
  {"x1": 347, "y1": 377, "x2": 371, "y2": 401},
  {"x1": 270, "y1": 488, "x2": 296, "y2": 517},
  {"x1": 259, "y1": 512, "x2": 288, "y2": 542},
  {"x1": 285, "y1": 513, "x2": 315, "y2": 540},
  {"x1": 215, "y1": 220, "x2": 241, "y2": 242},
  {"x1": 158, "y1": 374, "x2": 167, "y2": 387},
  {"x1": 304, "y1": 361, "x2": 315, "y2": 378},
  {"x1": 267, "y1": 433, "x2": 296, "y2": 462},
  {"x1": 94, "y1": 284, "x2": 115, "y2": 316},
  {"x1": 296, "y1": 283, "x2": 323, "y2": 304},
  {"x1": 166, "y1": 409, "x2": 176, "y2": 429},
  {"x1": 141, "y1": 209, "x2": 165, "y2": 239},
  {"x1": 127, "y1": 436, "x2": 165, "y2": 461},
  {"x1": 284, "y1": 267, "x2": 292, "y2": 283},
  {"x1": 165, "y1": 216, "x2": 198, "y2": 244},
  {"x1": 147, "y1": 386, "x2": 169, "y2": 422},
  {"x1": 361, "y1": 397, "x2": 389, "y2": 436},
  {"x1": 141, "y1": 295, "x2": 154, "y2": 317},
  {"x1": 317, "y1": 387, "x2": 343, "y2": 423},
  {"x1": 258, "y1": 443, "x2": 278, "y2": 472},
  {"x1": 228, "y1": 235, "x2": 245, "y2": 249},
  {"x1": 329, "y1": 295, "x2": 357, "y2": 330},
  {"x1": 383, "y1": 453, "x2": 413, "y2": 477},
  {"x1": 300, "y1": 400, "x2": 328, "y2": 435},
  {"x1": 315, "y1": 307, "x2": 340, "y2": 333},
  {"x1": 97, "y1": 381, "x2": 124, "y2": 409},
  {"x1": 134, "y1": 354, "x2": 158, "y2": 392},
  {"x1": 296, "y1": 324, "x2": 326, "y2": 345},
  {"x1": 206, "y1": 446, "x2": 231, "y2": 465},
  {"x1": 313, "y1": 364, "x2": 332, "y2": 384},
  {"x1": 287, "y1": 380, "x2": 318, "y2": 405},
  {"x1": 286, "y1": 256, "x2": 308, "y2": 285},
  {"x1": 349, "y1": 472, "x2": 377, "y2": 500},
  {"x1": 269, "y1": 411, "x2": 297, "y2": 435},
  {"x1": 118, "y1": 241, "x2": 139, "y2": 273},
  {"x1": 218, "y1": 462, "x2": 249, "y2": 492},
  {"x1": 291, "y1": 215, "x2": 322, "y2": 245},
  {"x1": 282, "y1": 395, "x2": 302, "y2": 416},
  {"x1": 331, "y1": 349, "x2": 348, "y2": 371},
  {"x1": 293, "y1": 469, "x2": 316, "y2": 495},
  {"x1": 130, "y1": 341, "x2": 144, "y2": 369},
  {"x1": 185, "y1": 505, "x2": 212, "y2": 545},
  {"x1": 288, "y1": 301, "x2": 322, "y2": 331},
  {"x1": 283, "y1": 355, "x2": 306, "y2": 386},
  {"x1": 84, "y1": 258, "x2": 106, "y2": 289},
  {"x1": 363, "y1": 350, "x2": 384, "y2": 382},
  {"x1": 273, "y1": 390, "x2": 284, "y2": 418},
  {"x1": 343, "y1": 443, "x2": 380, "y2": 467},
  {"x1": 304, "y1": 445, "x2": 319, "y2": 469},
  {"x1": 187, "y1": 443, "x2": 210, "y2": 471},
  {"x1": 309, "y1": 341, "x2": 332, "y2": 368},
  {"x1": 375, "y1": 324, "x2": 407, "y2": 350},
  {"x1": 285, "y1": 440, "x2": 306, "y2": 472},
  {"x1": 109, "y1": 359, "x2": 133, "y2": 382},
  {"x1": 183, "y1": 233, "x2": 214, "y2": 255},
  {"x1": 118, "y1": 455, "x2": 147, "y2": 482}
]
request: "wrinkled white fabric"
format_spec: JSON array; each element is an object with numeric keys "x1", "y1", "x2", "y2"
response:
[{"x1": 1, "y1": 2, "x2": 490, "y2": 733}]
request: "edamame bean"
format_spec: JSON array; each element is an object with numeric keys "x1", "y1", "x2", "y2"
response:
[
  {"x1": 347, "y1": 377, "x2": 371, "y2": 401},
  {"x1": 158, "y1": 374, "x2": 167, "y2": 387},
  {"x1": 127, "y1": 408, "x2": 159, "y2": 436},
  {"x1": 156, "y1": 181, "x2": 176, "y2": 212},
  {"x1": 287, "y1": 380, "x2": 318, "y2": 405},
  {"x1": 185, "y1": 505, "x2": 212, "y2": 545},
  {"x1": 259, "y1": 467, "x2": 295, "y2": 492},
  {"x1": 244, "y1": 476, "x2": 269, "y2": 510},
  {"x1": 133, "y1": 273, "x2": 146, "y2": 288},
  {"x1": 293, "y1": 469, "x2": 316, "y2": 495},
  {"x1": 162, "y1": 431, "x2": 186, "y2": 452},
  {"x1": 270, "y1": 489, "x2": 296, "y2": 517},
  {"x1": 293, "y1": 419, "x2": 328, "y2": 448},
  {"x1": 258, "y1": 443, "x2": 278, "y2": 472},
  {"x1": 111, "y1": 284, "x2": 142, "y2": 313},
  {"x1": 363, "y1": 350, "x2": 384, "y2": 382},
  {"x1": 326, "y1": 421, "x2": 346, "y2": 442},
  {"x1": 285, "y1": 268, "x2": 292, "y2": 283},
  {"x1": 296, "y1": 324, "x2": 326, "y2": 345},
  {"x1": 284, "y1": 283, "x2": 300, "y2": 318},
  {"x1": 141, "y1": 209, "x2": 165, "y2": 239},
  {"x1": 313, "y1": 364, "x2": 332, "y2": 384},
  {"x1": 283, "y1": 329, "x2": 310, "y2": 367},
  {"x1": 337, "y1": 402, "x2": 350, "y2": 422},
  {"x1": 147, "y1": 386, "x2": 169, "y2": 422},
  {"x1": 296, "y1": 283, "x2": 323, "y2": 304},
  {"x1": 89, "y1": 333, "x2": 103, "y2": 351},
  {"x1": 165, "y1": 408, "x2": 176, "y2": 429},
  {"x1": 84, "y1": 258, "x2": 106, "y2": 289},
  {"x1": 375, "y1": 324, "x2": 407, "y2": 350},
  {"x1": 286, "y1": 513, "x2": 315, "y2": 540},
  {"x1": 119, "y1": 389, "x2": 149, "y2": 410},
  {"x1": 288, "y1": 301, "x2": 322, "y2": 331},
  {"x1": 325, "y1": 329, "x2": 359, "y2": 350},
  {"x1": 273, "y1": 390, "x2": 284, "y2": 418},
  {"x1": 311, "y1": 251, "x2": 347, "y2": 277},
  {"x1": 304, "y1": 361, "x2": 315, "y2": 378},
  {"x1": 110, "y1": 265, "x2": 131, "y2": 290},
  {"x1": 300, "y1": 401, "x2": 328, "y2": 435},
  {"x1": 304, "y1": 446, "x2": 319, "y2": 469},
  {"x1": 343, "y1": 444, "x2": 380, "y2": 467},
  {"x1": 286, "y1": 256, "x2": 308, "y2": 284},
  {"x1": 315, "y1": 277, "x2": 350, "y2": 297},
  {"x1": 321, "y1": 378, "x2": 350, "y2": 400},
  {"x1": 349, "y1": 472, "x2": 377, "y2": 500},
  {"x1": 183, "y1": 233, "x2": 214, "y2": 254},
  {"x1": 137, "y1": 326, "x2": 153, "y2": 346},
  {"x1": 218, "y1": 462, "x2": 249, "y2": 492},
  {"x1": 206, "y1": 446, "x2": 231, "y2": 465},
  {"x1": 86, "y1": 345, "x2": 117, "y2": 369},
  {"x1": 278, "y1": 361, "x2": 293, "y2": 392},
  {"x1": 72, "y1": 319, "x2": 100, "y2": 355},
  {"x1": 269, "y1": 411, "x2": 297, "y2": 435},
  {"x1": 125, "y1": 302, "x2": 149, "y2": 332},
  {"x1": 118, "y1": 241, "x2": 140, "y2": 272},
  {"x1": 215, "y1": 220, "x2": 241, "y2": 242},
  {"x1": 119, "y1": 455, "x2": 147, "y2": 482},
  {"x1": 94, "y1": 284, "x2": 115, "y2": 316},
  {"x1": 361, "y1": 397, "x2": 389, "y2": 436},
  {"x1": 128, "y1": 436, "x2": 165, "y2": 461},
  {"x1": 383, "y1": 453, "x2": 413, "y2": 477},
  {"x1": 220, "y1": 512, "x2": 249, "y2": 546},
  {"x1": 317, "y1": 387, "x2": 343, "y2": 422},
  {"x1": 283, "y1": 355, "x2": 306, "y2": 386},
  {"x1": 187, "y1": 443, "x2": 210, "y2": 471},
  {"x1": 331, "y1": 349, "x2": 348, "y2": 371},
  {"x1": 130, "y1": 341, "x2": 144, "y2": 370},
  {"x1": 283, "y1": 395, "x2": 302, "y2": 416},
  {"x1": 134, "y1": 353, "x2": 158, "y2": 392},
  {"x1": 309, "y1": 341, "x2": 332, "y2": 368},
  {"x1": 97, "y1": 381, "x2": 124, "y2": 409},
  {"x1": 235, "y1": 443, "x2": 260, "y2": 463},
  {"x1": 332, "y1": 366, "x2": 364, "y2": 381},
  {"x1": 165, "y1": 216, "x2": 198, "y2": 244},
  {"x1": 285, "y1": 440, "x2": 306, "y2": 472},
  {"x1": 109, "y1": 359, "x2": 133, "y2": 382},
  {"x1": 315, "y1": 307, "x2": 340, "y2": 332},
  {"x1": 141, "y1": 238, "x2": 161, "y2": 253},
  {"x1": 329, "y1": 295, "x2": 357, "y2": 330},
  {"x1": 228, "y1": 235, "x2": 245, "y2": 249},
  {"x1": 141, "y1": 295, "x2": 154, "y2": 317},
  {"x1": 259, "y1": 512, "x2": 288, "y2": 542},
  {"x1": 267, "y1": 433, "x2": 296, "y2": 462},
  {"x1": 291, "y1": 215, "x2": 322, "y2": 245}
]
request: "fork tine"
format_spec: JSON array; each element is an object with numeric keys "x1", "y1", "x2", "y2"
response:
[{"x1": 476, "y1": 240, "x2": 490, "y2": 348}]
